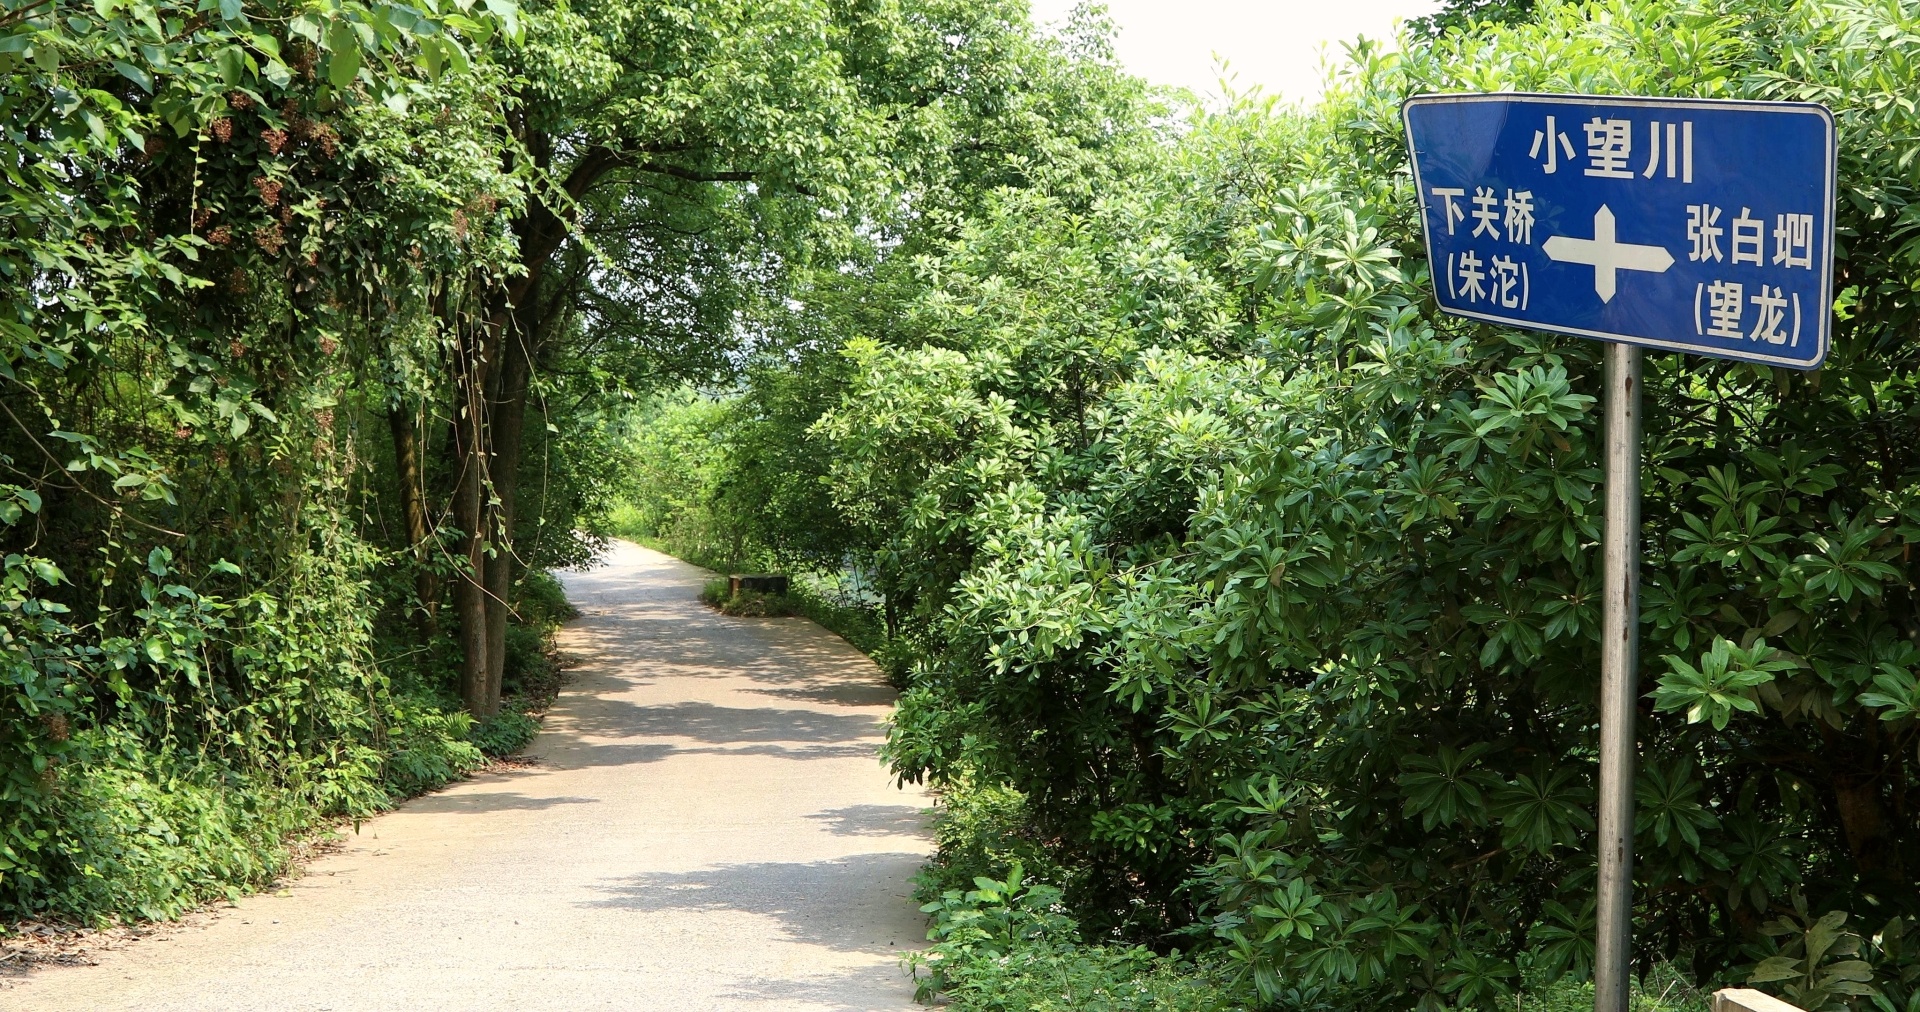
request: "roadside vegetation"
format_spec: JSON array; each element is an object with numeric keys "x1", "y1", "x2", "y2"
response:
[
  {"x1": 618, "y1": 0, "x2": 1920, "y2": 1009},
  {"x1": 12, "y1": 0, "x2": 1920, "y2": 1006},
  {"x1": 0, "y1": 0, "x2": 543, "y2": 926},
  {"x1": 0, "y1": 0, "x2": 1089, "y2": 933}
]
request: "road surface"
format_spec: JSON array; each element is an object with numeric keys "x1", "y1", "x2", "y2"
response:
[{"x1": 7, "y1": 542, "x2": 930, "y2": 1011}]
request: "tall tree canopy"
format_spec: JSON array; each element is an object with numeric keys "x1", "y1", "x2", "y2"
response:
[
  {"x1": 0, "y1": 0, "x2": 1116, "y2": 925},
  {"x1": 622, "y1": 2, "x2": 1920, "y2": 1009}
]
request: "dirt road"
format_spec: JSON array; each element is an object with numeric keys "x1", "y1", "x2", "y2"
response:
[{"x1": 7, "y1": 542, "x2": 930, "y2": 1011}]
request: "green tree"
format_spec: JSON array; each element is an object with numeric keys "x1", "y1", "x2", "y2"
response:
[
  {"x1": 0, "y1": 0, "x2": 523, "y2": 918},
  {"x1": 659, "y1": 1, "x2": 1920, "y2": 1008},
  {"x1": 419, "y1": 0, "x2": 1160, "y2": 716}
]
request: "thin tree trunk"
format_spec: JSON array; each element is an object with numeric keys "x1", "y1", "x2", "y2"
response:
[
  {"x1": 462, "y1": 116, "x2": 602, "y2": 713},
  {"x1": 475, "y1": 128, "x2": 566, "y2": 711},
  {"x1": 1834, "y1": 772, "x2": 1900, "y2": 881},
  {"x1": 388, "y1": 403, "x2": 440, "y2": 641},
  {"x1": 451, "y1": 323, "x2": 494, "y2": 718},
  {"x1": 482, "y1": 328, "x2": 532, "y2": 710}
]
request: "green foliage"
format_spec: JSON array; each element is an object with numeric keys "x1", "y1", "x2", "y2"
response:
[
  {"x1": 1868, "y1": 917, "x2": 1920, "y2": 1012},
  {"x1": 378, "y1": 703, "x2": 484, "y2": 799},
  {"x1": 500, "y1": 569, "x2": 576, "y2": 702},
  {"x1": 921, "y1": 862, "x2": 1077, "y2": 965},
  {"x1": 1514, "y1": 964, "x2": 1708, "y2": 1012},
  {"x1": 1653, "y1": 637, "x2": 1798, "y2": 731},
  {"x1": 611, "y1": 394, "x2": 750, "y2": 567},
  {"x1": 614, "y1": 1, "x2": 1920, "y2": 1009},
  {"x1": 910, "y1": 783, "x2": 1713, "y2": 1012},
  {"x1": 1751, "y1": 901, "x2": 1878, "y2": 1012},
  {"x1": 910, "y1": 858, "x2": 1247, "y2": 1012},
  {"x1": 923, "y1": 942, "x2": 1251, "y2": 1012},
  {"x1": 1409, "y1": 0, "x2": 1540, "y2": 38},
  {"x1": 467, "y1": 710, "x2": 541, "y2": 759},
  {"x1": 23, "y1": 734, "x2": 309, "y2": 922},
  {"x1": 913, "y1": 776, "x2": 1065, "y2": 904},
  {"x1": 0, "y1": 0, "x2": 554, "y2": 924}
]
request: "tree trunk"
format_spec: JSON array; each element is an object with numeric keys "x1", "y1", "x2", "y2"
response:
[
  {"x1": 474, "y1": 120, "x2": 567, "y2": 711},
  {"x1": 388, "y1": 403, "x2": 440, "y2": 641},
  {"x1": 1833, "y1": 772, "x2": 1901, "y2": 882},
  {"x1": 461, "y1": 118, "x2": 606, "y2": 713},
  {"x1": 482, "y1": 327, "x2": 532, "y2": 709},
  {"x1": 451, "y1": 323, "x2": 495, "y2": 718}
]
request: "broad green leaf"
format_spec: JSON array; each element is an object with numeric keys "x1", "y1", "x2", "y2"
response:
[{"x1": 326, "y1": 20, "x2": 362, "y2": 87}]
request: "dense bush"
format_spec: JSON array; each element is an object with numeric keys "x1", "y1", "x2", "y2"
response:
[
  {"x1": 629, "y1": 1, "x2": 1920, "y2": 1008},
  {"x1": 0, "y1": 0, "x2": 537, "y2": 922},
  {"x1": 2, "y1": 0, "x2": 1173, "y2": 928}
]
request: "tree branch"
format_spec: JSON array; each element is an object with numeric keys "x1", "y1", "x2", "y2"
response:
[{"x1": 632, "y1": 161, "x2": 755, "y2": 184}]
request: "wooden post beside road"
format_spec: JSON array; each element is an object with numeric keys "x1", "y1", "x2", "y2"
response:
[{"x1": 1713, "y1": 989, "x2": 1809, "y2": 1012}]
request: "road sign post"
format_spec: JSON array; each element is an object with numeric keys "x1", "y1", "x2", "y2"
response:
[
  {"x1": 1403, "y1": 93, "x2": 1836, "y2": 1012},
  {"x1": 1595, "y1": 341, "x2": 1641, "y2": 1012}
]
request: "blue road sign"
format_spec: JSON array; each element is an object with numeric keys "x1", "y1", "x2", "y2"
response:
[{"x1": 1403, "y1": 93, "x2": 1835, "y2": 370}]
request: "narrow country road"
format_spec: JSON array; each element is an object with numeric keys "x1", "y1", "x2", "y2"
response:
[{"x1": 7, "y1": 542, "x2": 932, "y2": 1011}]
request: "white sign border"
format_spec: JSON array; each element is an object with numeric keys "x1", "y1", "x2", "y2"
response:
[{"x1": 1401, "y1": 91, "x2": 1838, "y2": 371}]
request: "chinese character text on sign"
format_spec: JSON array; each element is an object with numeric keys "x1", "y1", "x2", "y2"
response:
[{"x1": 1403, "y1": 93, "x2": 1835, "y2": 370}]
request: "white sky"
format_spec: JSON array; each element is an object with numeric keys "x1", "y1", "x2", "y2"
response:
[{"x1": 1029, "y1": 0, "x2": 1445, "y2": 106}]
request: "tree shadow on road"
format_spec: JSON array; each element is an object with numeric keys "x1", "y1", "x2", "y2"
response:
[
  {"x1": 534, "y1": 738, "x2": 880, "y2": 770},
  {"x1": 806, "y1": 805, "x2": 927, "y2": 839},
  {"x1": 743, "y1": 682, "x2": 899, "y2": 707},
  {"x1": 561, "y1": 699, "x2": 883, "y2": 746},
  {"x1": 402, "y1": 792, "x2": 601, "y2": 815},
  {"x1": 580, "y1": 854, "x2": 929, "y2": 958}
]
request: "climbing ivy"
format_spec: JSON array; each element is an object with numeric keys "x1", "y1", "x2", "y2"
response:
[
  {"x1": 0, "y1": 0, "x2": 1173, "y2": 926},
  {"x1": 0, "y1": 0, "x2": 524, "y2": 919}
]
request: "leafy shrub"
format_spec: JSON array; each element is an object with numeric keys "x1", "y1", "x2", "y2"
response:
[
  {"x1": 909, "y1": 800, "x2": 1250, "y2": 1012},
  {"x1": 913, "y1": 775, "x2": 1065, "y2": 903},
  {"x1": 922, "y1": 943, "x2": 1251, "y2": 1012},
  {"x1": 379, "y1": 703, "x2": 486, "y2": 799},
  {"x1": 515, "y1": 570, "x2": 582, "y2": 630},
  {"x1": 467, "y1": 711, "x2": 542, "y2": 759},
  {"x1": 502, "y1": 623, "x2": 559, "y2": 700},
  {"x1": 816, "y1": 1, "x2": 1920, "y2": 1007},
  {"x1": 907, "y1": 777, "x2": 1243, "y2": 1009},
  {"x1": 501, "y1": 572, "x2": 577, "y2": 703},
  {"x1": 15, "y1": 737, "x2": 310, "y2": 922},
  {"x1": 920, "y1": 862, "x2": 1077, "y2": 963},
  {"x1": 912, "y1": 862, "x2": 1087, "y2": 1002}
]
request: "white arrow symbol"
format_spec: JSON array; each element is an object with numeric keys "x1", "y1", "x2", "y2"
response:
[{"x1": 1541, "y1": 204, "x2": 1674, "y2": 303}]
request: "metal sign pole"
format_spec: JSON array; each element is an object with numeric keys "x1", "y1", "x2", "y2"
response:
[
  {"x1": 1593, "y1": 341, "x2": 1642, "y2": 1012},
  {"x1": 1401, "y1": 91, "x2": 1834, "y2": 1012}
]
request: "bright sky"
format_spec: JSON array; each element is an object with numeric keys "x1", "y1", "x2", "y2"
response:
[{"x1": 1029, "y1": 0, "x2": 1445, "y2": 107}]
